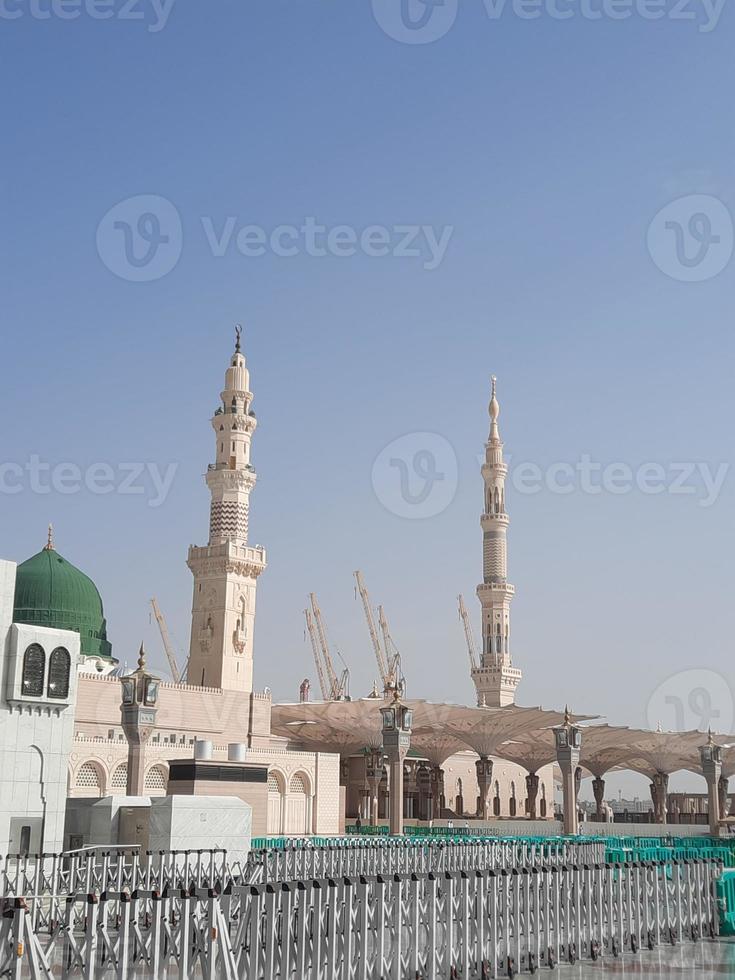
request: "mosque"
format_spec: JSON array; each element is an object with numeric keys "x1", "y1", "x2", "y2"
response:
[
  {"x1": 22, "y1": 324, "x2": 734, "y2": 854},
  {"x1": 1, "y1": 331, "x2": 560, "y2": 852}
]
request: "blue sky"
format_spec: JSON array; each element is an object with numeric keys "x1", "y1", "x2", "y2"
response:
[{"x1": 3, "y1": 0, "x2": 734, "y2": 796}]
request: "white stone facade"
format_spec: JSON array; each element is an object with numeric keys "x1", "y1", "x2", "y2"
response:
[{"x1": 0, "y1": 559, "x2": 80, "y2": 854}]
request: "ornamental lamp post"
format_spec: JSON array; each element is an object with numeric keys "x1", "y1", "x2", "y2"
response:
[
  {"x1": 380, "y1": 688, "x2": 413, "y2": 836},
  {"x1": 700, "y1": 731, "x2": 723, "y2": 837},
  {"x1": 553, "y1": 707, "x2": 582, "y2": 836},
  {"x1": 120, "y1": 644, "x2": 161, "y2": 797}
]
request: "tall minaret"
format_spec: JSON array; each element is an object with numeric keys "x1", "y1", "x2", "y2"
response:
[
  {"x1": 186, "y1": 328, "x2": 267, "y2": 691},
  {"x1": 471, "y1": 376, "x2": 522, "y2": 707}
]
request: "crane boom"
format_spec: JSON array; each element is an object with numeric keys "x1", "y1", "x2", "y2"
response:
[
  {"x1": 354, "y1": 570, "x2": 389, "y2": 686},
  {"x1": 310, "y1": 593, "x2": 340, "y2": 699},
  {"x1": 150, "y1": 597, "x2": 182, "y2": 683},
  {"x1": 458, "y1": 594, "x2": 479, "y2": 671},
  {"x1": 378, "y1": 604, "x2": 405, "y2": 694},
  {"x1": 304, "y1": 608, "x2": 330, "y2": 700}
]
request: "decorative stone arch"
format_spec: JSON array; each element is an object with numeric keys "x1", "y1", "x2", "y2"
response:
[
  {"x1": 110, "y1": 762, "x2": 128, "y2": 793},
  {"x1": 144, "y1": 764, "x2": 168, "y2": 796},
  {"x1": 285, "y1": 770, "x2": 312, "y2": 835},
  {"x1": 267, "y1": 768, "x2": 287, "y2": 835},
  {"x1": 74, "y1": 760, "x2": 106, "y2": 798},
  {"x1": 289, "y1": 770, "x2": 312, "y2": 796}
]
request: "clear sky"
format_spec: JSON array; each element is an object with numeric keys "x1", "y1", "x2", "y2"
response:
[{"x1": 3, "y1": 0, "x2": 734, "y2": 797}]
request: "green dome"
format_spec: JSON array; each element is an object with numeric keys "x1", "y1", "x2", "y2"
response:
[{"x1": 13, "y1": 544, "x2": 113, "y2": 660}]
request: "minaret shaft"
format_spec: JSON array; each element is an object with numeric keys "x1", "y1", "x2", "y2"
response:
[
  {"x1": 471, "y1": 377, "x2": 522, "y2": 707},
  {"x1": 186, "y1": 336, "x2": 267, "y2": 692}
]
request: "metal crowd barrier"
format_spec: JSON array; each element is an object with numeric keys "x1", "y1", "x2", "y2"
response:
[
  {"x1": 244, "y1": 837, "x2": 607, "y2": 885},
  {"x1": 0, "y1": 848, "x2": 231, "y2": 934},
  {"x1": 0, "y1": 859, "x2": 721, "y2": 978}
]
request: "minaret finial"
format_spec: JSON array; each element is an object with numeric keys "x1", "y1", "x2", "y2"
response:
[
  {"x1": 44, "y1": 524, "x2": 54, "y2": 551},
  {"x1": 488, "y1": 375, "x2": 500, "y2": 429},
  {"x1": 137, "y1": 643, "x2": 146, "y2": 672},
  {"x1": 563, "y1": 705, "x2": 571, "y2": 726},
  {"x1": 235, "y1": 323, "x2": 242, "y2": 353}
]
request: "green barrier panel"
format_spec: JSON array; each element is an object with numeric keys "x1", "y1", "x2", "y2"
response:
[{"x1": 717, "y1": 870, "x2": 735, "y2": 936}]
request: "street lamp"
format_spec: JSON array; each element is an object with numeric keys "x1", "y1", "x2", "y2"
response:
[{"x1": 380, "y1": 688, "x2": 412, "y2": 836}]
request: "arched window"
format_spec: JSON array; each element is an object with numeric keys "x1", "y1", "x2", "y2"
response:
[
  {"x1": 111, "y1": 763, "x2": 128, "y2": 791},
  {"x1": 75, "y1": 762, "x2": 103, "y2": 796},
  {"x1": 47, "y1": 647, "x2": 71, "y2": 699},
  {"x1": 22, "y1": 644, "x2": 45, "y2": 697},
  {"x1": 268, "y1": 772, "x2": 282, "y2": 793},
  {"x1": 289, "y1": 773, "x2": 308, "y2": 794},
  {"x1": 144, "y1": 766, "x2": 168, "y2": 795}
]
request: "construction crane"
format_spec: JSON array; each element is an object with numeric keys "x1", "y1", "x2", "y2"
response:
[
  {"x1": 304, "y1": 607, "x2": 330, "y2": 700},
  {"x1": 150, "y1": 597, "x2": 183, "y2": 683},
  {"x1": 458, "y1": 594, "x2": 479, "y2": 671},
  {"x1": 304, "y1": 597, "x2": 349, "y2": 700},
  {"x1": 309, "y1": 593, "x2": 350, "y2": 700},
  {"x1": 354, "y1": 570, "x2": 389, "y2": 688},
  {"x1": 377, "y1": 604, "x2": 404, "y2": 695}
]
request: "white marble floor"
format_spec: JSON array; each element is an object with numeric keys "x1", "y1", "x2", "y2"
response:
[{"x1": 554, "y1": 938, "x2": 735, "y2": 978}]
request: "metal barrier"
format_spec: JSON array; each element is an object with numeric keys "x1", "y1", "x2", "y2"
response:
[
  {"x1": 0, "y1": 859, "x2": 721, "y2": 978},
  {"x1": 245, "y1": 837, "x2": 607, "y2": 885},
  {"x1": 0, "y1": 848, "x2": 233, "y2": 934}
]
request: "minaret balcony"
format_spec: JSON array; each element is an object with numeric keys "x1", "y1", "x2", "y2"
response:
[
  {"x1": 477, "y1": 582, "x2": 515, "y2": 598},
  {"x1": 480, "y1": 512, "x2": 509, "y2": 527}
]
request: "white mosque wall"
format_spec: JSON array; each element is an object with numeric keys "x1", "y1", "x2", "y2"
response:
[{"x1": 0, "y1": 560, "x2": 81, "y2": 855}]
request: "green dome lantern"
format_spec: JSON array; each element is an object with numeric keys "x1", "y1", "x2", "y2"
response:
[{"x1": 13, "y1": 527, "x2": 113, "y2": 661}]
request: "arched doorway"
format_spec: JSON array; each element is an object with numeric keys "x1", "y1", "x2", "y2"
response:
[
  {"x1": 285, "y1": 773, "x2": 311, "y2": 835},
  {"x1": 267, "y1": 771, "x2": 285, "y2": 835}
]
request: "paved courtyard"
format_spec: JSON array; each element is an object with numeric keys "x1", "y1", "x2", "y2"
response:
[{"x1": 562, "y1": 938, "x2": 735, "y2": 978}]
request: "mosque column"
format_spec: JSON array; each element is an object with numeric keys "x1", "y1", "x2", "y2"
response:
[
  {"x1": 525, "y1": 772, "x2": 539, "y2": 820},
  {"x1": 476, "y1": 756, "x2": 494, "y2": 821},
  {"x1": 718, "y1": 776, "x2": 730, "y2": 819},
  {"x1": 365, "y1": 750, "x2": 384, "y2": 828},
  {"x1": 700, "y1": 735, "x2": 723, "y2": 837},
  {"x1": 554, "y1": 709, "x2": 582, "y2": 836},
  {"x1": 380, "y1": 695, "x2": 412, "y2": 836},
  {"x1": 650, "y1": 772, "x2": 669, "y2": 825},
  {"x1": 592, "y1": 777, "x2": 606, "y2": 821},
  {"x1": 120, "y1": 645, "x2": 160, "y2": 797},
  {"x1": 431, "y1": 765, "x2": 446, "y2": 815}
]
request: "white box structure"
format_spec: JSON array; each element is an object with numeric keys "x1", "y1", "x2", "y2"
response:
[{"x1": 149, "y1": 795, "x2": 252, "y2": 866}]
